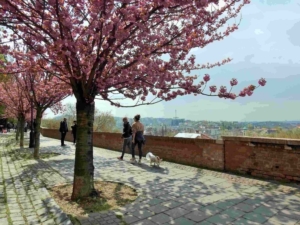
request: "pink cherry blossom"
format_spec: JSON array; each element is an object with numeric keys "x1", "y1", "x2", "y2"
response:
[
  {"x1": 258, "y1": 78, "x2": 267, "y2": 86},
  {"x1": 209, "y1": 85, "x2": 217, "y2": 93},
  {"x1": 219, "y1": 86, "x2": 227, "y2": 94},
  {"x1": 230, "y1": 78, "x2": 238, "y2": 86},
  {"x1": 203, "y1": 74, "x2": 210, "y2": 82}
]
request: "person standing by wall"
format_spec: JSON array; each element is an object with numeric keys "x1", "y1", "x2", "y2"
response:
[
  {"x1": 117, "y1": 117, "x2": 132, "y2": 160},
  {"x1": 7, "y1": 122, "x2": 11, "y2": 132},
  {"x1": 71, "y1": 120, "x2": 77, "y2": 145},
  {"x1": 59, "y1": 118, "x2": 68, "y2": 146},
  {"x1": 24, "y1": 121, "x2": 28, "y2": 132},
  {"x1": 130, "y1": 114, "x2": 145, "y2": 164}
]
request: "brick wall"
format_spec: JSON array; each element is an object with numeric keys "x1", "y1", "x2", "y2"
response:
[
  {"x1": 40, "y1": 128, "x2": 224, "y2": 170},
  {"x1": 223, "y1": 136, "x2": 300, "y2": 182},
  {"x1": 40, "y1": 128, "x2": 300, "y2": 182}
]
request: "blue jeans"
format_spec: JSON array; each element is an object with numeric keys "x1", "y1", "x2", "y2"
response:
[{"x1": 120, "y1": 136, "x2": 132, "y2": 159}]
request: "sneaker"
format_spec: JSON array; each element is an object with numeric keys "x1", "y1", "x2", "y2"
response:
[
  {"x1": 138, "y1": 159, "x2": 142, "y2": 164},
  {"x1": 117, "y1": 157, "x2": 123, "y2": 161},
  {"x1": 130, "y1": 158, "x2": 136, "y2": 164}
]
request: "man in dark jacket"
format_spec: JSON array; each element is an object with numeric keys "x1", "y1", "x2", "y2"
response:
[
  {"x1": 59, "y1": 118, "x2": 68, "y2": 146},
  {"x1": 71, "y1": 121, "x2": 77, "y2": 145},
  {"x1": 117, "y1": 117, "x2": 132, "y2": 160}
]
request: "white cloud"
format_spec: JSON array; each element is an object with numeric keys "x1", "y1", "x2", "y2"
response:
[{"x1": 254, "y1": 29, "x2": 264, "y2": 35}]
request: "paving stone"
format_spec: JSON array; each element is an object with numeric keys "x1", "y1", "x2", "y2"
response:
[
  {"x1": 132, "y1": 209, "x2": 155, "y2": 219},
  {"x1": 162, "y1": 201, "x2": 184, "y2": 209},
  {"x1": 0, "y1": 218, "x2": 9, "y2": 225},
  {"x1": 40, "y1": 214, "x2": 53, "y2": 222},
  {"x1": 266, "y1": 215, "x2": 298, "y2": 225},
  {"x1": 36, "y1": 208, "x2": 48, "y2": 216},
  {"x1": 262, "y1": 201, "x2": 288, "y2": 210},
  {"x1": 58, "y1": 219, "x2": 73, "y2": 225},
  {"x1": 199, "y1": 205, "x2": 221, "y2": 215},
  {"x1": 164, "y1": 207, "x2": 190, "y2": 219},
  {"x1": 164, "y1": 217, "x2": 194, "y2": 225},
  {"x1": 184, "y1": 210, "x2": 211, "y2": 222},
  {"x1": 124, "y1": 215, "x2": 140, "y2": 224},
  {"x1": 206, "y1": 214, "x2": 235, "y2": 225},
  {"x1": 233, "y1": 203, "x2": 257, "y2": 212},
  {"x1": 11, "y1": 221, "x2": 26, "y2": 225},
  {"x1": 180, "y1": 203, "x2": 202, "y2": 212},
  {"x1": 285, "y1": 203, "x2": 300, "y2": 212},
  {"x1": 214, "y1": 200, "x2": 236, "y2": 210},
  {"x1": 194, "y1": 221, "x2": 212, "y2": 225},
  {"x1": 146, "y1": 198, "x2": 164, "y2": 206},
  {"x1": 132, "y1": 219, "x2": 157, "y2": 225},
  {"x1": 149, "y1": 204, "x2": 169, "y2": 213},
  {"x1": 54, "y1": 213, "x2": 69, "y2": 224},
  {"x1": 253, "y1": 205, "x2": 278, "y2": 217},
  {"x1": 222, "y1": 208, "x2": 245, "y2": 219},
  {"x1": 279, "y1": 209, "x2": 300, "y2": 220},
  {"x1": 149, "y1": 214, "x2": 173, "y2": 224},
  {"x1": 243, "y1": 212, "x2": 269, "y2": 223},
  {"x1": 231, "y1": 218, "x2": 261, "y2": 225}
]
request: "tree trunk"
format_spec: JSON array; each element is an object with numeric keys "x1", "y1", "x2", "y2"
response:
[
  {"x1": 16, "y1": 119, "x2": 20, "y2": 141},
  {"x1": 71, "y1": 100, "x2": 97, "y2": 200},
  {"x1": 19, "y1": 115, "x2": 25, "y2": 148},
  {"x1": 33, "y1": 107, "x2": 42, "y2": 159}
]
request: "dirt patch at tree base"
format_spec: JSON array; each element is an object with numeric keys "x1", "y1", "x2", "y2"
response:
[{"x1": 49, "y1": 181, "x2": 138, "y2": 218}]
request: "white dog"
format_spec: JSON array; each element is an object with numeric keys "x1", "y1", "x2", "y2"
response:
[{"x1": 146, "y1": 152, "x2": 163, "y2": 167}]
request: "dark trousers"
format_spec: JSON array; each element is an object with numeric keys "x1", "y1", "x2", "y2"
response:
[
  {"x1": 61, "y1": 132, "x2": 66, "y2": 146},
  {"x1": 73, "y1": 134, "x2": 76, "y2": 144},
  {"x1": 132, "y1": 141, "x2": 143, "y2": 159},
  {"x1": 120, "y1": 136, "x2": 132, "y2": 159}
]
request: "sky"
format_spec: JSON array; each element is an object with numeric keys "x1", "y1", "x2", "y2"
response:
[{"x1": 45, "y1": 0, "x2": 300, "y2": 122}]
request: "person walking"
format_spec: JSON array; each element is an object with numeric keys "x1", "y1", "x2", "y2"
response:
[
  {"x1": 71, "y1": 121, "x2": 77, "y2": 145},
  {"x1": 117, "y1": 117, "x2": 132, "y2": 160},
  {"x1": 24, "y1": 121, "x2": 28, "y2": 132},
  {"x1": 59, "y1": 118, "x2": 68, "y2": 146},
  {"x1": 7, "y1": 122, "x2": 11, "y2": 132},
  {"x1": 130, "y1": 114, "x2": 145, "y2": 164}
]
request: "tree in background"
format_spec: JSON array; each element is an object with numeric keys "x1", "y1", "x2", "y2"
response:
[
  {"x1": 16, "y1": 71, "x2": 71, "y2": 158},
  {"x1": 0, "y1": 80, "x2": 31, "y2": 147},
  {"x1": 0, "y1": 54, "x2": 8, "y2": 117},
  {"x1": 0, "y1": 0, "x2": 267, "y2": 200},
  {"x1": 94, "y1": 109, "x2": 118, "y2": 133},
  {"x1": 60, "y1": 103, "x2": 118, "y2": 132},
  {"x1": 61, "y1": 103, "x2": 77, "y2": 127}
]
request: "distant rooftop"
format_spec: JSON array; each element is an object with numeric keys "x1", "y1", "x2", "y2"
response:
[
  {"x1": 175, "y1": 133, "x2": 200, "y2": 138},
  {"x1": 174, "y1": 133, "x2": 213, "y2": 139}
]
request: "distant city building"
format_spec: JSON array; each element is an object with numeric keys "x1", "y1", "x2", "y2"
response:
[
  {"x1": 266, "y1": 129, "x2": 277, "y2": 134},
  {"x1": 171, "y1": 119, "x2": 185, "y2": 126}
]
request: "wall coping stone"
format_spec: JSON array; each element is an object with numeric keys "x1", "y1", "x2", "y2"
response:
[{"x1": 222, "y1": 136, "x2": 300, "y2": 146}]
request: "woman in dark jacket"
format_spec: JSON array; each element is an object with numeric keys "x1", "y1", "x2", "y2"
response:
[{"x1": 117, "y1": 117, "x2": 132, "y2": 160}]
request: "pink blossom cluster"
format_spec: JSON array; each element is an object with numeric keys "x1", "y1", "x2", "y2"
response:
[
  {"x1": 203, "y1": 74, "x2": 266, "y2": 100},
  {"x1": 0, "y1": 0, "x2": 265, "y2": 108}
]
